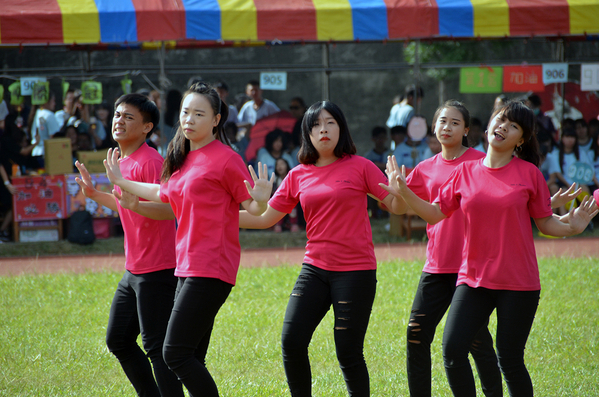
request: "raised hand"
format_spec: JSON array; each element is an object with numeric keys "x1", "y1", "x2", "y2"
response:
[
  {"x1": 551, "y1": 183, "x2": 582, "y2": 209},
  {"x1": 113, "y1": 188, "x2": 139, "y2": 211},
  {"x1": 569, "y1": 196, "x2": 599, "y2": 234},
  {"x1": 104, "y1": 148, "x2": 124, "y2": 186},
  {"x1": 244, "y1": 162, "x2": 275, "y2": 204},
  {"x1": 75, "y1": 160, "x2": 98, "y2": 199},
  {"x1": 379, "y1": 155, "x2": 407, "y2": 197}
]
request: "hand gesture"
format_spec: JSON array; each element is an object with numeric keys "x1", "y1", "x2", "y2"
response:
[
  {"x1": 379, "y1": 155, "x2": 407, "y2": 197},
  {"x1": 104, "y1": 148, "x2": 124, "y2": 186},
  {"x1": 114, "y1": 188, "x2": 139, "y2": 211},
  {"x1": 568, "y1": 196, "x2": 599, "y2": 235},
  {"x1": 5, "y1": 182, "x2": 17, "y2": 195},
  {"x1": 551, "y1": 183, "x2": 582, "y2": 209},
  {"x1": 244, "y1": 162, "x2": 275, "y2": 204},
  {"x1": 75, "y1": 160, "x2": 98, "y2": 199}
]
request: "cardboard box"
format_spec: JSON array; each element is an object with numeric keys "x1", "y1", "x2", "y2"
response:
[
  {"x1": 77, "y1": 150, "x2": 108, "y2": 173},
  {"x1": 44, "y1": 138, "x2": 73, "y2": 175}
]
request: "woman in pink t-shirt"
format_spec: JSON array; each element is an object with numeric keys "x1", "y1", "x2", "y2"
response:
[
  {"x1": 104, "y1": 82, "x2": 273, "y2": 397},
  {"x1": 391, "y1": 100, "x2": 501, "y2": 396},
  {"x1": 240, "y1": 101, "x2": 406, "y2": 396},
  {"x1": 385, "y1": 101, "x2": 597, "y2": 396}
]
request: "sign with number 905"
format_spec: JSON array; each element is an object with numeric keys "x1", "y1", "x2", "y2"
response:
[{"x1": 260, "y1": 72, "x2": 287, "y2": 91}]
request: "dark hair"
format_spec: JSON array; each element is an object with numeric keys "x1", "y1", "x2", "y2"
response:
[
  {"x1": 432, "y1": 99, "x2": 470, "y2": 147},
  {"x1": 297, "y1": 101, "x2": 356, "y2": 165},
  {"x1": 274, "y1": 157, "x2": 291, "y2": 178},
  {"x1": 590, "y1": 125, "x2": 599, "y2": 161},
  {"x1": 161, "y1": 82, "x2": 230, "y2": 181},
  {"x1": 527, "y1": 94, "x2": 542, "y2": 108},
  {"x1": 491, "y1": 100, "x2": 540, "y2": 166},
  {"x1": 264, "y1": 129, "x2": 288, "y2": 154},
  {"x1": 164, "y1": 89, "x2": 183, "y2": 127},
  {"x1": 575, "y1": 118, "x2": 588, "y2": 130},
  {"x1": 390, "y1": 125, "x2": 407, "y2": 136},
  {"x1": 115, "y1": 93, "x2": 160, "y2": 140},
  {"x1": 371, "y1": 126, "x2": 387, "y2": 138},
  {"x1": 405, "y1": 84, "x2": 424, "y2": 99},
  {"x1": 470, "y1": 117, "x2": 482, "y2": 129},
  {"x1": 290, "y1": 97, "x2": 307, "y2": 109},
  {"x1": 562, "y1": 118, "x2": 575, "y2": 130},
  {"x1": 215, "y1": 81, "x2": 229, "y2": 92},
  {"x1": 558, "y1": 128, "x2": 580, "y2": 173},
  {"x1": 247, "y1": 80, "x2": 260, "y2": 87}
]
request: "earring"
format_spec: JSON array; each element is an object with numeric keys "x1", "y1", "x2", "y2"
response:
[
  {"x1": 464, "y1": 134, "x2": 468, "y2": 137},
  {"x1": 516, "y1": 145, "x2": 522, "y2": 152}
]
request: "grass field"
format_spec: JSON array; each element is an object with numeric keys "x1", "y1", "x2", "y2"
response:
[{"x1": 1, "y1": 257, "x2": 598, "y2": 396}]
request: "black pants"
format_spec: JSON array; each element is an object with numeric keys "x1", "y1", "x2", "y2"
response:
[
  {"x1": 162, "y1": 277, "x2": 232, "y2": 397},
  {"x1": 407, "y1": 272, "x2": 502, "y2": 397},
  {"x1": 106, "y1": 269, "x2": 183, "y2": 397},
  {"x1": 281, "y1": 263, "x2": 377, "y2": 397},
  {"x1": 443, "y1": 285, "x2": 540, "y2": 397}
]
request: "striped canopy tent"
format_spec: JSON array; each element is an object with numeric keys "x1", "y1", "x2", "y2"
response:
[{"x1": 1, "y1": 0, "x2": 599, "y2": 46}]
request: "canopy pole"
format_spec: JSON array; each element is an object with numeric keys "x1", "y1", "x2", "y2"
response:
[
  {"x1": 159, "y1": 42, "x2": 167, "y2": 154},
  {"x1": 414, "y1": 39, "x2": 421, "y2": 114},
  {"x1": 322, "y1": 43, "x2": 330, "y2": 100}
]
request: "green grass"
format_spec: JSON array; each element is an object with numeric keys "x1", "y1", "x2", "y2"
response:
[{"x1": 1, "y1": 257, "x2": 598, "y2": 396}]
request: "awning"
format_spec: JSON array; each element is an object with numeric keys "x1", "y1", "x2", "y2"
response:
[{"x1": 1, "y1": 0, "x2": 599, "y2": 46}]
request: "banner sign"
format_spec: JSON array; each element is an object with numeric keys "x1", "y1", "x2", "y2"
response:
[
  {"x1": 31, "y1": 81, "x2": 50, "y2": 105},
  {"x1": 502, "y1": 65, "x2": 544, "y2": 92},
  {"x1": 581, "y1": 64, "x2": 599, "y2": 91},
  {"x1": 260, "y1": 72, "x2": 287, "y2": 91},
  {"x1": 81, "y1": 81, "x2": 103, "y2": 104},
  {"x1": 20, "y1": 77, "x2": 47, "y2": 96},
  {"x1": 65, "y1": 174, "x2": 117, "y2": 218},
  {"x1": 459, "y1": 67, "x2": 503, "y2": 93},
  {"x1": 12, "y1": 175, "x2": 67, "y2": 221},
  {"x1": 543, "y1": 63, "x2": 568, "y2": 84}
]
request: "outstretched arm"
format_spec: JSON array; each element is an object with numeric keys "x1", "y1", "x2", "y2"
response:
[
  {"x1": 380, "y1": 155, "x2": 447, "y2": 224},
  {"x1": 535, "y1": 195, "x2": 598, "y2": 237},
  {"x1": 241, "y1": 162, "x2": 274, "y2": 216},
  {"x1": 75, "y1": 161, "x2": 118, "y2": 212},
  {"x1": 104, "y1": 148, "x2": 162, "y2": 203},
  {"x1": 114, "y1": 189, "x2": 176, "y2": 220},
  {"x1": 239, "y1": 205, "x2": 286, "y2": 229}
]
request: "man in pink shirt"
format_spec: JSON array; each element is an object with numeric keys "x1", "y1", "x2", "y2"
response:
[{"x1": 76, "y1": 94, "x2": 182, "y2": 397}]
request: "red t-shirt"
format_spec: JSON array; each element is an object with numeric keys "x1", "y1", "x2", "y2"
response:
[
  {"x1": 115, "y1": 143, "x2": 177, "y2": 274},
  {"x1": 406, "y1": 148, "x2": 485, "y2": 274},
  {"x1": 269, "y1": 155, "x2": 388, "y2": 271},
  {"x1": 159, "y1": 140, "x2": 251, "y2": 285},
  {"x1": 436, "y1": 157, "x2": 553, "y2": 291}
]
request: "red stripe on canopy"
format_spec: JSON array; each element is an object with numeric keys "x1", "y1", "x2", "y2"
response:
[
  {"x1": 1, "y1": 0, "x2": 63, "y2": 44},
  {"x1": 254, "y1": 0, "x2": 317, "y2": 41},
  {"x1": 508, "y1": 0, "x2": 570, "y2": 37},
  {"x1": 384, "y1": 0, "x2": 439, "y2": 39},
  {"x1": 130, "y1": 0, "x2": 186, "y2": 42}
]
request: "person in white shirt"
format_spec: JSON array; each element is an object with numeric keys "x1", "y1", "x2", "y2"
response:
[
  {"x1": 31, "y1": 92, "x2": 60, "y2": 157},
  {"x1": 237, "y1": 80, "x2": 280, "y2": 127}
]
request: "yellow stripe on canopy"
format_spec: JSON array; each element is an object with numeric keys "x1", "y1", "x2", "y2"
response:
[
  {"x1": 219, "y1": 0, "x2": 258, "y2": 41},
  {"x1": 57, "y1": 0, "x2": 101, "y2": 44},
  {"x1": 568, "y1": 0, "x2": 599, "y2": 34},
  {"x1": 312, "y1": 0, "x2": 353, "y2": 41},
  {"x1": 471, "y1": 0, "x2": 509, "y2": 37}
]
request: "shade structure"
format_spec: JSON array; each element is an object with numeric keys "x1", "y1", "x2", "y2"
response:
[
  {"x1": 245, "y1": 110, "x2": 297, "y2": 162},
  {"x1": 1, "y1": 0, "x2": 599, "y2": 46}
]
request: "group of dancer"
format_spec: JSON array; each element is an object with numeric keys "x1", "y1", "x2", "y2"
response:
[{"x1": 76, "y1": 81, "x2": 597, "y2": 397}]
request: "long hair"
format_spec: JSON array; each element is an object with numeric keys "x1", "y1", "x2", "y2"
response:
[
  {"x1": 491, "y1": 101, "x2": 540, "y2": 167},
  {"x1": 161, "y1": 82, "x2": 230, "y2": 181},
  {"x1": 558, "y1": 128, "x2": 580, "y2": 174},
  {"x1": 432, "y1": 99, "x2": 470, "y2": 147},
  {"x1": 297, "y1": 101, "x2": 356, "y2": 165}
]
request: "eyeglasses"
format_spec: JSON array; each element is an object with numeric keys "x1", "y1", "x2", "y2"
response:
[{"x1": 289, "y1": 106, "x2": 300, "y2": 110}]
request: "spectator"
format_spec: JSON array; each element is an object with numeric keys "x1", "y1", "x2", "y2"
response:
[
  {"x1": 364, "y1": 126, "x2": 390, "y2": 172},
  {"x1": 271, "y1": 158, "x2": 300, "y2": 232},
  {"x1": 468, "y1": 117, "x2": 486, "y2": 153},
  {"x1": 527, "y1": 94, "x2": 556, "y2": 146},
  {"x1": 588, "y1": 118, "x2": 599, "y2": 139},
  {"x1": 94, "y1": 102, "x2": 117, "y2": 149},
  {"x1": 257, "y1": 129, "x2": 295, "y2": 176},
  {"x1": 288, "y1": 97, "x2": 307, "y2": 166},
  {"x1": 163, "y1": 89, "x2": 183, "y2": 153},
  {"x1": 390, "y1": 125, "x2": 407, "y2": 151},
  {"x1": 393, "y1": 119, "x2": 428, "y2": 169},
  {"x1": 215, "y1": 81, "x2": 238, "y2": 124},
  {"x1": 237, "y1": 80, "x2": 280, "y2": 127},
  {"x1": 55, "y1": 88, "x2": 75, "y2": 127},
  {"x1": 492, "y1": 94, "x2": 508, "y2": 113},
  {"x1": 386, "y1": 84, "x2": 423, "y2": 128},
  {"x1": 422, "y1": 132, "x2": 441, "y2": 160},
  {"x1": 30, "y1": 92, "x2": 60, "y2": 158},
  {"x1": 575, "y1": 118, "x2": 592, "y2": 159},
  {"x1": 224, "y1": 121, "x2": 248, "y2": 162}
]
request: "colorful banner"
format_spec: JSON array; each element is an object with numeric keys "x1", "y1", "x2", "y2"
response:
[
  {"x1": 1, "y1": 0, "x2": 599, "y2": 45},
  {"x1": 65, "y1": 174, "x2": 117, "y2": 218},
  {"x1": 12, "y1": 175, "x2": 67, "y2": 221},
  {"x1": 459, "y1": 67, "x2": 503, "y2": 94},
  {"x1": 502, "y1": 65, "x2": 544, "y2": 92}
]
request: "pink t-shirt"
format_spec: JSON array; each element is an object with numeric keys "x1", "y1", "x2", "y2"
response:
[
  {"x1": 436, "y1": 157, "x2": 553, "y2": 291},
  {"x1": 406, "y1": 148, "x2": 484, "y2": 274},
  {"x1": 115, "y1": 143, "x2": 177, "y2": 274},
  {"x1": 159, "y1": 140, "x2": 251, "y2": 284},
  {"x1": 269, "y1": 155, "x2": 388, "y2": 272}
]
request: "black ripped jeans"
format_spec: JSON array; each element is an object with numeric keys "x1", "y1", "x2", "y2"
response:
[
  {"x1": 281, "y1": 263, "x2": 377, "y2": 397},
  {"x1": 407, "y1": 272, "x2": 502, "y2": 397}
]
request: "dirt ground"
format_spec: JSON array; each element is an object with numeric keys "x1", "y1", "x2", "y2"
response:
[{"x1": 1, "y1": 237, "x2": 598, "y2": 277}]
